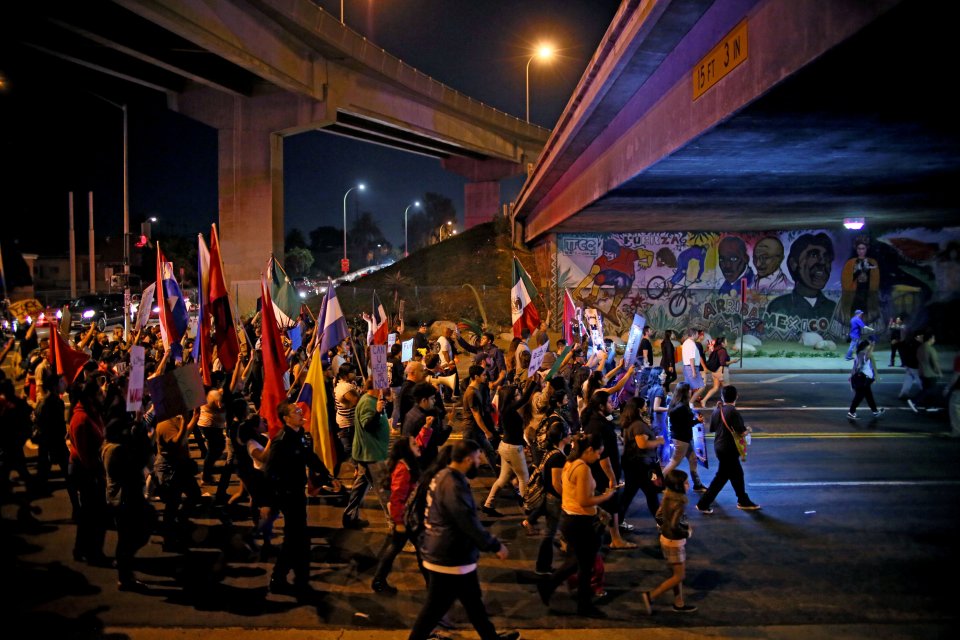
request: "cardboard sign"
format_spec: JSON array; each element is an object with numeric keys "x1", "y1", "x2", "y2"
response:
[
  {"x1": 527, "y1": 340, "x2": 550, "y2": 378},
  {"x1": 401, "y1": 338, "x2": 414, "y2": 362},
  {"x1": 622, "y1": 314, "x2": 646, "y2": 367},
  {"x1": 145, "y1": 365, "x2": 206, "y2": 422},
  {"x1": 126, "y1": 345, "x2": 145, "y2": 411},
  {"x1": 370, "y1": 344, "x2": 389, "y2": 390},
  {"x1": 388, "y1": 332, "x2": 397, "y2": 349},
  {"x1": 135, "y1": 283, "x2": 156, "y2": 329}
]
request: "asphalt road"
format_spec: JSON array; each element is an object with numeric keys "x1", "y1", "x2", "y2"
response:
[{"x1": 2, "y1": 372, "x2": 957, "y2": 638}]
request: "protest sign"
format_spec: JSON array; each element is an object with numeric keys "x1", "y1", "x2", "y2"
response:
[
  {"x1": 622, "y1": 314, "x2": 646, "y2": 367},
  {"x1": 370, "y1": 344, "x2": 389, "y2": 389},
  {"x1": 126, "y1": 345, "x2": 145, "y2": 411},
  {"x1": 145, "y1": 365, "x2": 206, "y2": 422},
  {"x1": 401, "y1": 338, "x2": 413, "y2": 362},
  {"x1": 527, "y1": 340, "x2": 550, "y2": 378}
]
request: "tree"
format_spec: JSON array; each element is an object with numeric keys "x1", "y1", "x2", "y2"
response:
[
  {"x1": 349, "y1": 211, "x2": 388, "y2": 266},
  {"x1": 408, "y1": 192, "x2": 457, "y2": 252},
  {"x1": 284, "y1": 247, "x2": 314, "y2": 278},
  {"x1": 308, "y1": 225, "x2": 342, "y2": 277},
  {"x1": 286, "y1": 228, "x2": 308, "y2": 250}
]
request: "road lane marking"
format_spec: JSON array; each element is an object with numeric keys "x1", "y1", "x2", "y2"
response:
[
  {"x1": 761, "y1": 374, "x2": 799, "y2": 383},
  {"x1": 737, "y1": 406, "x2": 913, "y2": 411}
]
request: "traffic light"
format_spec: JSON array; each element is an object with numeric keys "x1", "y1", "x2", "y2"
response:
[{"x1": 136, "y1": 221, "x2": 152, "y2": 248}]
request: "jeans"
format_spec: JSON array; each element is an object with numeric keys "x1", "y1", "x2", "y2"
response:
[
  {"x1": 899, "y1": 367, "x2": 921, "y2": 399},
  {"x1": 200, "y1": 426, "x2": 226, "y2": 480},
  {"x1": 408, "y1": 570, "x2": 500, "y2": 640},
  {"x1": 343, "y1": 460, "x2": 390, "y2": 524},
  {"x1": 272, "y1": 492, "x2": 310, "y2": 585},
  {"x1": 535, "y1": 495, "x2": 562, "y2": 573},
  {"x1": 484, "y1": 442, "x2": 528, "y2": 508},
  {"x1": 338, "y1": 427, "x2": 354, "y2": 463},
  {"x1": 465, "y1": 426, "x2": 499, "y2": 469}
]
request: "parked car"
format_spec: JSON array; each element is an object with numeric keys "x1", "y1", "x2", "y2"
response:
[{"x1": 68, "y1": 294, "x2": 126, "y2": 331}]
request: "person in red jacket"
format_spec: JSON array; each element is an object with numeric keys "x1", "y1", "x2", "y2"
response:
[
  {"x1": 68, "y1": 379, "x2": 110, "y2": 565},
  {"x1": 371, "y1": 416, "x2": 433, "y2": 594}
]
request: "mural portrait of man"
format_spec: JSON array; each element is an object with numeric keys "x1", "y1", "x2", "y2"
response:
[
  {"x1": 753, "y1": 236, "x2": 793, "y2": 292},
  {"x1": 767, "y1": 232, "x2": 837, "y2": 321},
  {"x1": 717, "y1": 236, "x2": 755, "y2": 295}
]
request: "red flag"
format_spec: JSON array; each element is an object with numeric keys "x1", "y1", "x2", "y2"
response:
[
  {"x1": 371, "y1": 291, "x2": 388, "y2": 345},
  {"x1": 49, "y1": 324, "x2": 89, "y2": 383},
  {"x1": 209, "y1": 225, "x2": 240, "y2": 371},
  {"x1": 259, "y1": 272, "x2": 289, "y2": 439}
]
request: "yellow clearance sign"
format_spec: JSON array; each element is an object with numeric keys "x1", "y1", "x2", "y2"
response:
[{"x1": 693, "y1": 19, "x2": 748, "y2": 100}]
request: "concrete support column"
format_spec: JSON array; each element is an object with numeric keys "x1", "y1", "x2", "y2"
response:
[
  {"x1": 177, "y1": 86, "x2": 303, "y2": 314},
  {"x1": 442, "y1": 156, "x2": 525, "y2": 231}
]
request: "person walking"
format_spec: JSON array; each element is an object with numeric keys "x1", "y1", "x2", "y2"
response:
[
  {"x1": 695, "y1": 385, "x2": 760, "y2": 513},
  {"x1": 534, "y1": 419, "x2": 572, "y2": 576},
  {"x1": 909, "y1": 330, "x2": 944, "y2": 412},
  {"x1": 407, "y1": 440, "x2": 519, "y2": 640},
  {"x1": 662, "y1": 382, "x2": 705, "y2": 492},
  {"x1": 845, "y1": 310, "x2": 872, "y2": 361},
  {"x1": 699, "y1": 337, "x2": 738, "y2": 407},
  {"x1": 482, "y1": 377, "x2": 537, "y2": 518},
  {"x1": 848, "y1": 339, "x2": 886, "y2": 420},
  {"x1": 618, "y1": 398, "x2": 665, "y2": 532},
  {"x1": 536, "y1": 432, "x2": 616, "y2": 618},
  {"x1": 888, "y1": 316, "x2": 905, "y2": 367},
  {"x1": 659, "y1": 330, "x2": 677, "y2": 392},
  {"x1": 680, "y1": 329, "x2": 705, "y2": 405},
  {"x1": 67, "y1": 379, "x2": 110, "y2": 566},
  {"x1": 899, "y1": 330, "x2": 923, "y2": 402},
  {"x1": 371, "y1": 429, "x2": 430, "y2": 594},
  {"x1": 264, "y1": 401, "x2": 340, "y2": 599},
  {"x1": 343, "y1": 380, "x2": 392, "y2": 529},
  {"x1": 641, "y1": 469, "x2": 696, "y2": 614}
]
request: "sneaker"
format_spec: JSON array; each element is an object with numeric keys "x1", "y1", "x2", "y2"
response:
[
  {"x1": 534, "y1": 568, "x2": 552, "y2": 577},
  {"x1": 907, "y1": 399, "x2": 918, "y2": 413},
  {"x1": 480, "y1": 506, "x2": 504, "y2": 518},
  {"x1": 371, "y1": 579, "x2": 398, "y2": 594},
  {"x1": 695, "y1": 504, "x2": 714, "y2": 515},
  {"x1": 872, "y1": 408, "x2": 886, "y2": 417},
  {"x1": 692, "y1": 484, "x2": 707, "y2": 493},
  {"x1": 846, "y1": 412, "x2": 858, "y2": 420},
  {"x1": 737, "y1": 501, "x2": 761, "y2": 511},
  {"x1": 672, "y1": 604, "x2": 698, "y2": 613},
  {"x1": 619, "y1": 520, "x2": 635, "y2": 531},
  {"x1": 497, "y1": 633, "x2": 521, "y2": 640}
]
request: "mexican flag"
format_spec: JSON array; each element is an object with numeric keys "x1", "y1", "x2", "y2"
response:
[{"x1": 511, "y1": 256, "x2": 540, "y2": 338}]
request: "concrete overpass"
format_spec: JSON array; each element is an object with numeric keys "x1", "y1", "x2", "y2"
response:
[
  {"x1": 13, "y1": 0, "x2": 549, "y2": 306},
  {"x1": 513, "y1": 0, "x2": 959, "y2": 242},
  {"x1": 511, "y1": 0, "x2": 960, "y2": 342}
]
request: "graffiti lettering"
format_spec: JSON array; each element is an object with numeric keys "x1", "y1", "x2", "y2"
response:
[{"x1": 560, "y1": 236, "x2": 600, "y2": 255}]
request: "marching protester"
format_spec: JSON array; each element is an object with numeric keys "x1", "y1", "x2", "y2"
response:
[
  {"x1": 618, "y1": 398, "x2": 665, "y2": 532},
  {"x1": 662, "y1": 382, "x2": 706, "y2": 493},
  {"x1": 847, "y1": 339, "x2": 886, "y2": 420},
  {"x1": 643, "y1": 469, "x2": 696, "y2": 614},
  {"x1": 695, "y1": 386, "x2": 761, "y2": 513}
]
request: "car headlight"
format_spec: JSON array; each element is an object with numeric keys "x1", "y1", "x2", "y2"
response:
[
  {"x1": 82, "y1": 309, "x2": 96, "y2": 319},
  {"x1": 299, "y1": 291, "x2": 307, "y2": 298},
  {"x1": 56, "y1": 310, "x2": 62, "y2": 319}
]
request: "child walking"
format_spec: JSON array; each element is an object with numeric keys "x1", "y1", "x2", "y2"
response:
[{"x1": 642, "y1": 469, "x2": 697, "y2": 614}]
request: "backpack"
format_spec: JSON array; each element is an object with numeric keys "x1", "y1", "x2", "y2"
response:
[
  {"x1": 706, "y1": 349, "x2": 720, "y2": 373},
  {"x1": 524, "y1": 449, "x2": 563, "y2": 515},
  {"x1": 403, "y1": 476, "x2": 430, "y2": 538}
]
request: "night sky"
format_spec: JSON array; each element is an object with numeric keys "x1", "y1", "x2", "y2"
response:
[{"x1": 0, "y1": 0, "x2": 620, "y2": 255}]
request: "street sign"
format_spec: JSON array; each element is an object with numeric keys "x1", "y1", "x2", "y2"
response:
[{"x1": 693, "y1": 19, "x2": 748, "y2": 100}]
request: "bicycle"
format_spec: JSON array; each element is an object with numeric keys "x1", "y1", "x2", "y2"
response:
[{"x1": 645, "y1": 275, "x2": 699, "y2": 317}]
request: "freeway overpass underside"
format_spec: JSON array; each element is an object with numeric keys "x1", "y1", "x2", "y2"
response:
[
  {"x1": 10, "y1": 0, "x2": 548, "y2": 308},
  {"x1": 513, "y1": 0, "x2": 960, "y2": 242}
]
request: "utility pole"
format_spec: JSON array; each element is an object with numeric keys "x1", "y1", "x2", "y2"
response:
[{"x1": 88, "y1": 191, "x2": 96, "y2": 294}]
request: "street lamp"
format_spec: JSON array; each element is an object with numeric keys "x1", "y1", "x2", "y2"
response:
[
  {"x1": 343, "y1": 183, "x2": 365, "y2": 272},
  {"x1": 526, "y1": 43, "x2": 555, "y2": 123},
  {"x1": 404, "y1": 200, "x2": 420, "y2": 257}
]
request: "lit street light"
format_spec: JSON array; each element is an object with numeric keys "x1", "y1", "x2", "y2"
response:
[
  {"x1": 343, "y1": 183, "x2": 365, "y2": 273},
  {"x1": 438, "y1": 220, "x2": 455, "y2": 242},
  {"x1": 404, "y1": 200, "x2": 421, "y2": 257},
  {"x1": 526, "y1": 43, "x2": 555, "y2": 123}
]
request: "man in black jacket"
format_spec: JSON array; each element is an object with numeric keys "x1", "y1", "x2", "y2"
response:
[
  {"x1": 407, "y1": 440, "x2": 519, "y2": 640},
  {"x1": 264, "y1": 401, "x2": 341, "y2": 599}
]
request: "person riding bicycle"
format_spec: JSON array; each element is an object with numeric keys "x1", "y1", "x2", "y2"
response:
[{"x1": 667, "y1": 245, "x2": 707, "y2": 285}]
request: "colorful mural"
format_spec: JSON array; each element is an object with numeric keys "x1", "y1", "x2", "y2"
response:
[{"x1": 553, "y1": 228, "x2": 960, "y2": 344}]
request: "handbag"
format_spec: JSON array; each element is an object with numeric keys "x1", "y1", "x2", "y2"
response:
[
  {"x1": 592, "y1": 507, "x2": 612, "y2": 536},
  {"x1": 719, "y1": 404, "x2": 748, "y2": 461}
]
